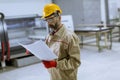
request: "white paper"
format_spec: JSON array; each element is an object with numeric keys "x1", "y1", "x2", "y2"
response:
[{"x1": 18, "y1": 40, "x2": 57, "y2": 61}]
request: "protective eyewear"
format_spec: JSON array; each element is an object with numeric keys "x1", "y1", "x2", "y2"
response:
[{"x1": 44, "y1": 16, "x2": 56, "y2": 22}]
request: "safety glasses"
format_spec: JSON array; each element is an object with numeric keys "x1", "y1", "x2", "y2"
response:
[
  {"x1": 44, "y1": 12, "x2": 59, "y2": 22},
  {"x1": 44, "y1": 16, "x2": 56, "y2": 22}
]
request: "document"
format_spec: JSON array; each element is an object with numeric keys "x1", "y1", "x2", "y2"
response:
[{"x1": 18, "y1": 40, "x2": 57, "y2": 61}]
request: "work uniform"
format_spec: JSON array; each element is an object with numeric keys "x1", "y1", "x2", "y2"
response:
[{"x1": 46, "y1": 24, "x2": 81, "y2": 80}]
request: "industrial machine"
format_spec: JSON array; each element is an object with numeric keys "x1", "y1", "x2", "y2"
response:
[
  {"x1": 0, "y1": 13, "x2": 48, "y2": 68},
  {"x1": 0, "y1": 13, "x2": 9, "y2": 68}
]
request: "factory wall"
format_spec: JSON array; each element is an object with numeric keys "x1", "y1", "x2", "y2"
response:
[{"x1": 53, "y1": 0, "x2": 101, "y2": 28}]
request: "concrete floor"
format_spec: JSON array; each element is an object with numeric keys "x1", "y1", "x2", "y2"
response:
[{"x1": 0, "y1": 42, "x2": 120, "y2": 80}]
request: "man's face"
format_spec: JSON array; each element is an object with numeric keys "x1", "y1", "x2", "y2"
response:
[{"x1": 44, "y1": 14, "x2": 60, "y2": 30}]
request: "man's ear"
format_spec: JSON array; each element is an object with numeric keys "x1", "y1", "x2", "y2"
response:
[
  {"x1": 57, "y1": 12, "x2": 61, "y2": 16},
  {"x1": 59, "y1": 16, "x2": 61, "y2": 20}
]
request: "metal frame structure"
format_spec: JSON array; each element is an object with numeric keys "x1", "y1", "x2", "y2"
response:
[{"x1": 0, "y1": 14, "x2": 48, "y2": 68}]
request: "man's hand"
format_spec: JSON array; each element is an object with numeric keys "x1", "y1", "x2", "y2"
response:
[{"x1": 42, "y1": 60, "x2": 57, "y2": 68}]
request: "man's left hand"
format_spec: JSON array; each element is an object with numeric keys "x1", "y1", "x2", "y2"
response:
[{"x1": 42, "y1": 60, "x2": 57, "y2": 68}]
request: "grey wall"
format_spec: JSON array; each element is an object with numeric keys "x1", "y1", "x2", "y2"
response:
[
  {"x1": 53, "y1": 0, "x2": 101, "y2": 28},
  {"x1": 82, "y1": 0, "x2": 101, "y2": 24}
]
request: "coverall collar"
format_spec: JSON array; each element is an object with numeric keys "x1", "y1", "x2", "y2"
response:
[{"x1": 52, "y1": 24, "x2": 65, "y2": 37}]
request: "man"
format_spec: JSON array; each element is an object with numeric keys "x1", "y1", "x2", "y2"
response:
[{"x1": 42, "y1": 3, "x2": 81, "y2": 80}]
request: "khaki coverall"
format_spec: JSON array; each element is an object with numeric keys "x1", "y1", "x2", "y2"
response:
[{"x1": 46, "y1": 25, "x2": 81, "y2": 80}]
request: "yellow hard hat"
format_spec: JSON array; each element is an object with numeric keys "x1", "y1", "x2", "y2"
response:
[{"x1": 42, "y1": 3, "x2": 62, "y2": 18}]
